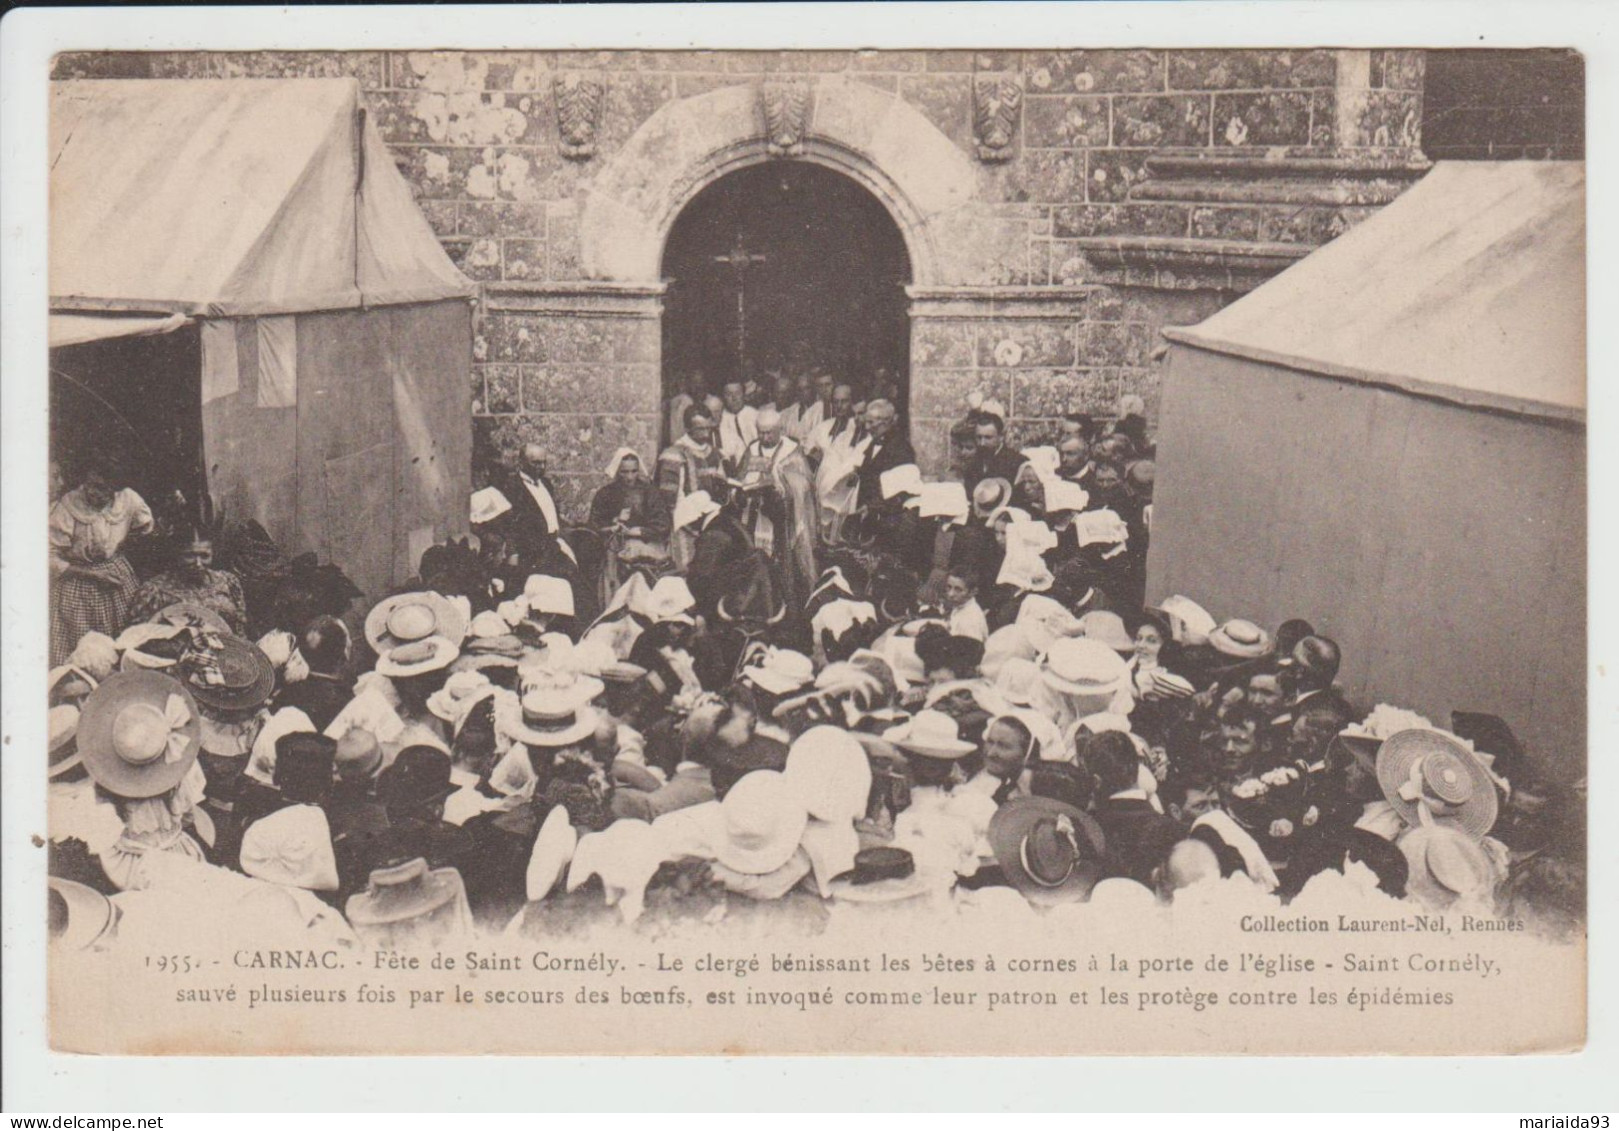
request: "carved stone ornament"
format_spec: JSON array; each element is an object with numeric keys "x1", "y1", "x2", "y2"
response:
[
  {"x1": 554, "y1": 72, "x2": 604, "y2": 160},
  {"x1": 973, "y1": 74, "x2": 1023, "y2": 163},
  {"x1": 761, "y1": 81, "x2": 811, "y2": 158}
]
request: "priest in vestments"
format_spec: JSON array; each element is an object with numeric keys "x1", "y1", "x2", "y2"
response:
[
  {"x1": 656, "y1": 403, "x2": 726, "y2": 571},
  {"x1": 804, "y1": 382, "x2": 868, "y2": 544},
  {"x1": 735, "y1": 409, "x2": 819, "y2": 611}
]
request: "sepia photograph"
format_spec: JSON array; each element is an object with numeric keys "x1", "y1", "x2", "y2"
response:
[{"x1": 14, "y1": 13, "x2": 1595, "y2": 1068}]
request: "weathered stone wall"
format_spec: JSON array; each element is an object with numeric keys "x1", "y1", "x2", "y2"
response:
[{"x1": 53, "y1": 48, "x2": 1435, "y2": 515}]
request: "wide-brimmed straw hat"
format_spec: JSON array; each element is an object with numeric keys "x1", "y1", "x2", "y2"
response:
[
  {"x1": 826, "y1": 845, "x2": 933, "y2": 904},
  {"x1": 1156, "y1": 595, "x2": 1215, "y2": 647},
  {"x1": 462, "y1": 611, "x2": 524, "y2": 658},
  {"x1": 1376, "y1": 729, "x2": 1499, "y2": 840},
  {"x1": 1398, "y1": 823, "x2": 1496, "y2": 910},
  {"x1": 784, "y1": 725, "x2": 872, "y2": 823},
  {"x1": 77, "y1": 670, "x2": 201, "y2": 798},
  {"x1": 497, "y1": 686, "x2": 600, "y2": 748},
  {"x1": 988, "y1": 796, "x2": 1107, "y2": 906},
  {"x1": 715, "y1": 770, "x2": 808, "y2": 875},
  {"x1": 365, "y1": 591, "x2": 470, "y2": 653},
  {"x1": 1208, "y1": 619, "x2": 1275, "y2": 660},
  {"x1": 882, "y1": 709, "x2": 976, "y2": 760},
  {"x1": 180, "y1": 634, "x2": 277, "y2": 713},
  {"x1": 375, "y1": 635, "x2": 460, "y2": 679},
  {"x1": 47, "y1": 877, "x2": 115, "y2": 952},
  {"x1": 1040, "y1": 638, "x2": 1129, "y2": 698}
]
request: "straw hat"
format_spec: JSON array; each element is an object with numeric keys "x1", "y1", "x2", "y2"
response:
[
  {"x1": 882, "y1": 709, "x2": 976, "y2": 760},
  {"x1": 784, "y1": 726, "x2": 873, "y2": 823},
  {"x1": 826, "y1": 845, "x2": 933, "y2": 904},
  {"x1": 1157, "y1": 595, "x2": 1215, "y2": 646},
  {"x1": 742, "y1": 648, "x2": 816, "y2": 696},
  {"x1": 48, "y1": 703, "x2": 84, "y2": 779},
  {"x1": 365, "y1": 591, "x2": 470, "y2": 653},
  {"x1": 77, "y1": 670, "x2": 200, "y2": 798},
  {"x1": 375, "y1": 635, "x2": 460, "y2": 679},
  {"x1": 1040, "y1": 638, "x2": 1129, "y2": 698},
  {"x1": 1078, "y1": 610, "x2": 1134, "y2": 656},
  {"x1": 1398, "y1": 824, "x2": 1496, "y2": 910},
  {"x1": 971, "y1": 478, "x2": 1013, "y2": 520},
  {"x1": 715, "y1": 770, "x2": 808, "y2": 875},
  {"x1": 644, "y1": 576, "x2": 698, "y2": 625},
  {"x1": 151, "y1": 602, "x2": 231, "y2": 635},
  {"x1": 1376, "y1": 729, "x2": 1499, "y2": 841},
  {"x1": 462, "y1": 611, "x2": 524, "y2": 656},
  {"x1": 988, "y1": 796, "x2": 1107, "y2": 906},
  {"x1": 1208, "y1": 619, "x2": 1275, "y2": 660},
  {"x1": 178, "y1": 635, "x2": 277, "y2": 713},
  {"x1": 47, "y1": 878, "x2": 115, "y2": 952},
  {"x1": 498, "y1": 686, "x2": 599, "y2": 748},
  {"x1": 526, "y1": 804, "x2": 578, "y2": 902}
]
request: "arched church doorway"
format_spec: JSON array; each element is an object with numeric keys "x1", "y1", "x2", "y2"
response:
[{"x1": 659, "y1": 161, "x2": 912, "y2": 444}]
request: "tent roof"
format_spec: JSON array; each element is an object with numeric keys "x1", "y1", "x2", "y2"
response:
[
  {"x1": 1164, "y1": 161, "x2": 1585, "y2": 425},
  {"x1": 51, "y1": 78, "x2": 472, "y2": 318},
  {"x1": 49, "y1": 312, "x2": 192, "y2": 349}
]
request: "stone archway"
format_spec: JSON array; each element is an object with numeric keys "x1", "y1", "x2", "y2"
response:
[{"x1": 579, "y1": 76, "x2": 978, "y2": 286}]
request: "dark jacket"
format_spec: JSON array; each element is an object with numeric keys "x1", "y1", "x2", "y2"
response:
[
  {"x1": 855, "y1": 431, "x2": 918, "y2": 511},
  {"x1": 273, "y1": 673, "x2": 353, "y2": 733},
  {"x1": 1094, "y1": 795, "x2": 1183, "y2": 886},
  {"x1": 962, "y1": 445, "x2": 1025, "y2": 494}
]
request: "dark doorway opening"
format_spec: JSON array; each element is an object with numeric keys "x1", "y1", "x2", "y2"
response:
[
  {"x1": 50, "y1": 327, "x2": 206, "y2": 572},
  {"x1": 660, "y1": 161, "x2": 912, "y2": 443}
]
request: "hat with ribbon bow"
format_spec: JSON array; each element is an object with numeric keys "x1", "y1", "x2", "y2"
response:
[{"x1": 78, "y1": 670, "x2": 200, "y2": 798}]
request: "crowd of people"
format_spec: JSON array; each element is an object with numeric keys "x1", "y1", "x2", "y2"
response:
[{"x1": 44, "y1": 370, "x2": 1584, "y2": 954}]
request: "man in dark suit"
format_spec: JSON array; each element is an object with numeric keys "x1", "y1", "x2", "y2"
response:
[
  {"x1": 499, "y1": 443, "x2": 567, "y2": 570},
  {"x1": 961, "y1": 411, "x2": 1025, "y2": 493},
  {"x1": 854, "y1": 398, "x2": 916, "y2": 511},
  {"x1": 1088, "y1": 730, "x2": 1182, "y2": 887}
]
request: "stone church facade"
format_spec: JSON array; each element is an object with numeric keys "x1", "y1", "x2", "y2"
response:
[{"x1": 56, "y1": 47, "x2": 1442, "y2": 517}]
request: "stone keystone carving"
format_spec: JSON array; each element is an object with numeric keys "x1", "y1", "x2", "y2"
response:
[
  {"x1": 554, "y1": 72, "x2": 604, "y2": 160},
  {"x1": 761, "y1": 81, "x2": 812, "y2": 158},
  {"x1": 973, "y1": 74, "x2": 1023, "y2": 163}
]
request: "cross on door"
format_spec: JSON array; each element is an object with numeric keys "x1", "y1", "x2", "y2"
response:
[{"x1": 712, "y1": 234, "x2": 768, "y2": 381}]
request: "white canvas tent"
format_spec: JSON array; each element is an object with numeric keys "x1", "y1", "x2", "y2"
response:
[
  {"x1": 1151, "y1": 161, "x2": 1585, "y2": 771},
  {"x1": 50, "y1": 78, "x2": 475, "y2": 601}
]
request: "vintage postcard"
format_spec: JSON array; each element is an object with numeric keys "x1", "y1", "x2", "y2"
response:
[{"x1": 31, "y1": 37, "x2": 1585, "y2": 1058}]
